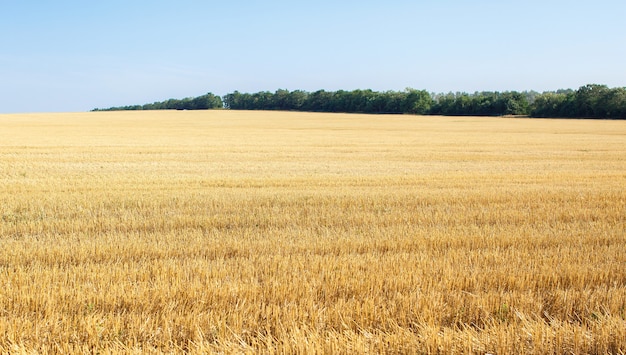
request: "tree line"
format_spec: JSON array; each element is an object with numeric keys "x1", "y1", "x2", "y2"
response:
[
  {"x1": 93, "y1": 84, "x2": 626, "y2": 119},
  {"x1": 92, "y1": 93, "x2": 223, "y2": 111},
  {"x1": 531, "y1": 84, "x2": 626, "y2": 119}
]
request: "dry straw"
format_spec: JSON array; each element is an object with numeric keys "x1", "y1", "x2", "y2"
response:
[{"x1": 0, "y1": 111, "x2": 624, "y2": 353}]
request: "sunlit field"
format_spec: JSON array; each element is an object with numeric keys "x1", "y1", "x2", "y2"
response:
[{"x1": 0, "y1": 110, "x2": 624, "y2": 354}]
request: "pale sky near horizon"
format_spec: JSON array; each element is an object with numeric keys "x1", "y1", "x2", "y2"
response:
[{"x1": 1, "y1": 1, "x2": 625, "y2": 113}]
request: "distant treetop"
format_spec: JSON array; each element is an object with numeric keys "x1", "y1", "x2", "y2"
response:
[
  {"x1": 92, "y1": 85, "x2": 626, "y2": 119},
  {"x1": 92, "y1": 93, "x2": 223, "y2": 112}
]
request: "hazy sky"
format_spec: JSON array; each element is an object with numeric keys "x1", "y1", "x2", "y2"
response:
[{"x1": 1, "y1": 0, "x2": 625, "y2": 113}]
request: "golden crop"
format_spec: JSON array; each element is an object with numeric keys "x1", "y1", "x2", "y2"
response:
[{"x1": 0, "y1": 111, "x2": 624, "y2": 354}]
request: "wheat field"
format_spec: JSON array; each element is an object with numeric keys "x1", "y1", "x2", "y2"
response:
[{"x1": 0, "y1": 110, "x2": 624, "y2": 354}]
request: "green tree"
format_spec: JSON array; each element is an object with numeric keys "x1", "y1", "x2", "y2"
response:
[
  {"x1": 403, "y1": 88, "x2": 433, "y2": 114},
  {"x1": 287, "y1": 90, "x2": 308, "y2": 111},
  {"x1": 531, "y1": 92, "x2": 568, "y2": 117},
  {"x1": 502, "y1": 92, "x2": 530, "y2": 115}
]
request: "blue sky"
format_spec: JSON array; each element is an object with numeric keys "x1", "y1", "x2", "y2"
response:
[{"x1": 1, "y1": 0, "x2": 625, "y2": 113}]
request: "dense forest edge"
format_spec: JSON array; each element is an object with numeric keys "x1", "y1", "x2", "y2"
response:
[{"x1": 92, "y1": 84, "x2": 626, "y2": 119}]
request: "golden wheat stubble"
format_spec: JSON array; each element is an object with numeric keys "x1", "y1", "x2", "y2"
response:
[{"x1": 0, "y1": 111, "x2": 624, "y2": 353}]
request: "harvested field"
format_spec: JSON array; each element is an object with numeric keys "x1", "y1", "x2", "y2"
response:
[{"x1": 0, "y1": 110, "x2": 625, "y2": 353}]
